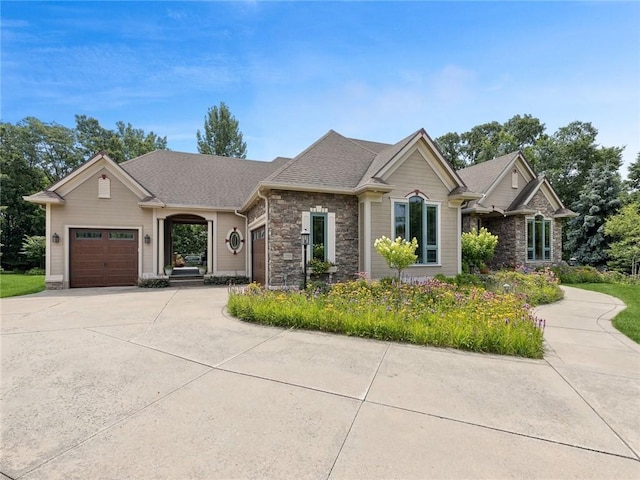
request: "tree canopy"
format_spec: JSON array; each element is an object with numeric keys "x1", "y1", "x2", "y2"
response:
[
  {"x1": 196, "y1": 102, "x2": 247, "y2": 158},
  {"x1": 0, "y1": 115, "x2": 168, "y2": 270}
]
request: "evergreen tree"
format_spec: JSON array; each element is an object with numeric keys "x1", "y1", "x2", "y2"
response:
[
  {"x1": 565, "y1": 163, "x2": 622, "y2": 267},
  {"x1": 196, "y1": 102, "x2": 247, "y2": 158}
]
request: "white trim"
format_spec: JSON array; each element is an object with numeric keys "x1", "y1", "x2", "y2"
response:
[
  {"x1": 152, "y1": 209, "x2": 158, "y2": 274},
  {"x1": 302, "y1": 211, "x2": 311, "y2": 263},
  {"x1": 525, "y1": 215, "x2": 553, "y2": 263},
  {"x1": 390, "y1": 197, "x2": 441, "y2": 266},
  {"x1": 327, "y1": 212, "x2": 336, "y2": 263},
  {"x1": 206, "y1": 220, "x2": 213, "y2": 274},
  {"x1": 158, "y1": 218, "x2": 165, "y2": 271},
  {"x1": 457, "y1": 205, "x2": 462, "y2": 274},
  {"x1": 248, "y1": 214, "x2": 266, "y2": 230},
  {"x1": 225, "y1": 228, "x2": 245, "y2": 255},
  {"x1": 213, "y1": 212, "x2": 218, "y2": 274},
  {"x1": 45, "y1": 204, "x2": 52, "y2": 277},
  {"x1": 363, "y1": 199, "x2": 371, "y2": 275},
  {"x1": 55, "y1": 155, "x2": 151, "y2": 200}
]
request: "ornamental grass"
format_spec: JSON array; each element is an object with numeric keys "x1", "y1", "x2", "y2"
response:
[{"x1": 227, "y1": 279, "x2": 545, "y2": 358}]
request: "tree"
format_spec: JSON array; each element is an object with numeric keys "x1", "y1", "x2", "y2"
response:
[
  {"x1": 603, "y1": 203, "x2": 640, "y2": 276},
  {"x1": 622, "y1": 152, "x2": 640, "y2": 204},
  {"x1": 20, "y1": 235, "x2": 46, "y2": 269},
  {"x1": 435, "y1": 114, "x2": 547, "y2": 168},
  {"x1": 565, "y1": 163, "x2": 622, "y2": 267},
  {"x1": 0, "y1": 122, "x2": 47, "y2": 270},
  {"x1": 373, "y1": 236, "x2": 418, "y2": 281},
  {"x1": 75, "y1": 115, "x2": 167, "y2": 163},
  {"x1": 196, "y1": 102, "x2": 247, "y2": 158}
]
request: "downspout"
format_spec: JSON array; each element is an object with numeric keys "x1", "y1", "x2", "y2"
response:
[
  {"x1": 257, "y1": 190, "x2": 269, "y2": 287},
  {"x1": 234, "y1": 209, "x2": 249, "y2": 280}
]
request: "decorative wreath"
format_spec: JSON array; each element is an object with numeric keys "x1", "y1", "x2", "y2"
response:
[{"x1": 225, "y1": 227, "x2": 244, "y2": 255}]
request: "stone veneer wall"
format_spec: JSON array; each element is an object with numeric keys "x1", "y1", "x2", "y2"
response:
[
  {"x1": 480, "y1": 216, "x2": 519, "y2": 269},
  {"x1": 246, "y1": 197, "x2": 265, "y2": 225},
  {"x1": 528, "y1": 190, "x2": 563, "y2": 265},
  {"x1": 267, "y1": 190, "x2": 359, "y2": 288}
]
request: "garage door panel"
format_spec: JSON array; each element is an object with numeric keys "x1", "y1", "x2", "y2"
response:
[
  {"x1": 71, "y1": 229, "x2": 138, "y2": 288},
  {"x1": 252, "y1": 227, "x2": 265, "y2": 285}
]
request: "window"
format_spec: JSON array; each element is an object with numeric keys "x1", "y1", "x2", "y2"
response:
[
  {"x1": 75, "y1": 231, "x2": 102, "y2": 240},
  {"x1": 527, "y1": 217, "x2": 551, "y2": 261},
  {"x1": 393, "y1": 196, "x2": 438, "y2": 264},
  {"x1": 108, "y1": 231, "x2": 135, "y2": 240},
  {"x1": 311, "y1": 213, "x2": 327, "y2": 261}
]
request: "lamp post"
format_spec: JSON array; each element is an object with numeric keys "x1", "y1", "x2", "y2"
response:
[{"x1": 301, "y1": 229, "x2": 310, "y2": 290}]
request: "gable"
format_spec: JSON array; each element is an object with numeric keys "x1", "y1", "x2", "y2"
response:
[
  {"x1": 53, "y1": 153, "x2": 151, "y2": 201},
  {"x1": 483, "y1": 159, "x2": 535, "y2": 210},
  {"x1": 385, "y1": 146, "x2": 456, "y2": 197},
  {"x1": 378, "y1": 135, "x2": 463, "y2": 193}
]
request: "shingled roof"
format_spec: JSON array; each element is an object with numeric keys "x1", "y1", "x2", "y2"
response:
[
  {"x1": 121, "y1": 151, "x2": 287, "y2": 209},
  {"x1": 264, "y1": 130, "x2": 380, "y2": 189},
  {"x1": 456, "y1": 152, "x2": 520, "y2": 194}
]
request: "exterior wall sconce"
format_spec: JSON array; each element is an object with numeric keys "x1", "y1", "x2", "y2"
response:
[
  {"x1": 301, "y1": 229, "x2": 310, "y2": 290},
  {"x1": 144, "y1": 234, "x2": 151, "y2": 244},
  {"x1": 52, "y1": 233, "x2": 60, "y2": 243}
]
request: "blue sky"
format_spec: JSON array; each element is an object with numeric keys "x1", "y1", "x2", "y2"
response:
[{"x1": 2, "y1": 1, "x2": 639, "y2": 176}]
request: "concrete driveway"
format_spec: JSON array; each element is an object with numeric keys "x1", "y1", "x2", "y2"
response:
[{"x1": 1, "y1": 285, "x2": 639, "y2": 479}]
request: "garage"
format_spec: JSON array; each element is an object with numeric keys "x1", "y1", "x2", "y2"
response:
[
  {"x1": 70, "y1": 228, "x2": 138, "y2": 288},
  {"x1": 251, "y1": 227, "x2": 265, "y2": 285}
]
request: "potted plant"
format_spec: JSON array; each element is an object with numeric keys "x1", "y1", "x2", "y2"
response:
[
  {"x1": 164, "y1": 264, "x2": 173, "y2": 275},
  {"x1": 308, "y1": 258, "x2": 337, "y2": 275},
  {"x1": 198, "y1": 265, "x2": 207, "y2": 275}
]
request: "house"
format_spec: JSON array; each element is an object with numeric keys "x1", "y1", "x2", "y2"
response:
[
  {"x1": 24, "y1": 129, "x2": 572, "y2": 289},
  {"x1": 457, "y1": 152, "x2": 576, "y2": 269}
]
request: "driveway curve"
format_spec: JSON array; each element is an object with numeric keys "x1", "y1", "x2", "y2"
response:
[{"x1": 1, "y1": 285, "x2": 639, "y2": 479}]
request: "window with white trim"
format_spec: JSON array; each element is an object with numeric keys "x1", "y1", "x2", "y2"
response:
[
  {"x1": 393, "y1": 196, "x2": 439, "y2": 264},
  {"x1": 302, "y1": 207, "x2": 335, "y2": 263},
  {"x1": 527, "y1": 217, "x2": 551, "y2": 261},
  {"x1": 311, "y1": 213, "x2": 327, "y2": 261}
]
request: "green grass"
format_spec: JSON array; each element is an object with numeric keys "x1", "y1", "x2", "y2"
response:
[
  {"x1": 0, "y1": 273, "x2": 45, "y2": 298},
  {"x1": 568, "y1": 283, "x2": 640, "y2": 344}
]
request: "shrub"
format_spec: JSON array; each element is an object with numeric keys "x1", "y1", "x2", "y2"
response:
[
  {"x1": 19, "y1": 235, "x2": 46, "y2": 269},
  {"x1": 138, "y1": 277, "x2": 170, "y2": 288},
  {"x1": 461, "y1": 228, "x2": 498, "y2": 271},
  {"x1": 204, "y1": 275, "x2": 250, "y2": 285},
  {"x1": 374, "y1": 236, "x2": 418, "y2": 280},
  {"x1": 228, "y1": 279, "x2": 545, "y2": 358},
  {"x1": 492, "y1": 269, "x2": 563, "y2": 305},
  {"x1": 26, "y1": 268, "x2": 46, "y2": 275}
]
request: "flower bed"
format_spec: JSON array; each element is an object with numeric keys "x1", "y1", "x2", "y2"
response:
[{"x1": 228, "y1": 279, "x2": 545, "y2": 358}]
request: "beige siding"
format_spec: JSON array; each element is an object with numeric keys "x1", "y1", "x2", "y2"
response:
[
  {"x1": 50, "y1": 167, "x2": 153, "y2": 279},
  {"x1": 484, "y1": 165, "x2": 529, "y2": 209},
  {"x1": 216, "y1": 212, "x2": 247, "y2": 273},
  {"x1": 370, "y1": 149, "x2": 460, "y2": 278}
]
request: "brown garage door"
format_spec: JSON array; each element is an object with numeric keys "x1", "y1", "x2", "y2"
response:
[
  {"x1": 70, "y1": 229, "x2": 138, "y2": 288},
  {"x1": 251, "y1": 227, "x2": 265, "y2": 285}
]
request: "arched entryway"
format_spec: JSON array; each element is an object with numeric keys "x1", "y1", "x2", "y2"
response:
[{"x1": 160, "y1": 214, "x2": 212, "y2": 275}]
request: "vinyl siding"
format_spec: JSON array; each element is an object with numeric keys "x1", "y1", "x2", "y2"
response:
[
  {"x1": 484, "y1": 164, "x2": 531, "y2": 209},
  {"x1": 216, "y1": 212, "x2": 247, "y2": 273},
  {"x1": 50, "y1": 167, "x2": 153, "y2": 278},
  {"x1": 370, "y1": 149, "x2": 460, "y2": 278}
]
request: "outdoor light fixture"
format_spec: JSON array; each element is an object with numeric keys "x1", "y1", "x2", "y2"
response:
[
  {"x1": 535, "y1": 211, "x2": 544, "y2": 221},
  {"x1": 301, "y1": 229, "x2": 310, "y2": 290},
  {"x1": 52, "y1": 233, "x2": 60, "y2": 243},
  {"x1": 144, "y1": 234, "x2": 151, "y2": 244}
]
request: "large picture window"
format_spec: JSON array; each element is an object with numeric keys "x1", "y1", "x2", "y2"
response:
[
  {"x1": 527, "y1": 217, "x2": 551, "y2": 261},
  {"x1": 393, "y1": 196, "x2": 438, "y2": 264}
]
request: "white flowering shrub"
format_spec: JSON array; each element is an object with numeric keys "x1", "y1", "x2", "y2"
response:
[{"x1": 373, "y1": 236, "x2": 418, "y2": 280}]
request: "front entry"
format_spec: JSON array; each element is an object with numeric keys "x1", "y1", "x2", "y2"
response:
[
  {"x1": 251, "y1": 226, "x2": 265, "y2": 285},
  {"x1": 70, "y1": 228, "x2": 138, "y2": 287}
]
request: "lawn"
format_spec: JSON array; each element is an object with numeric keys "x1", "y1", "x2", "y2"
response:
[
  {"x1": 568, "y1": 283, "x2": 640, "y2": 344},
  {"x1": 0, "y1": 273, "x2": 45, "y2": 298}
]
